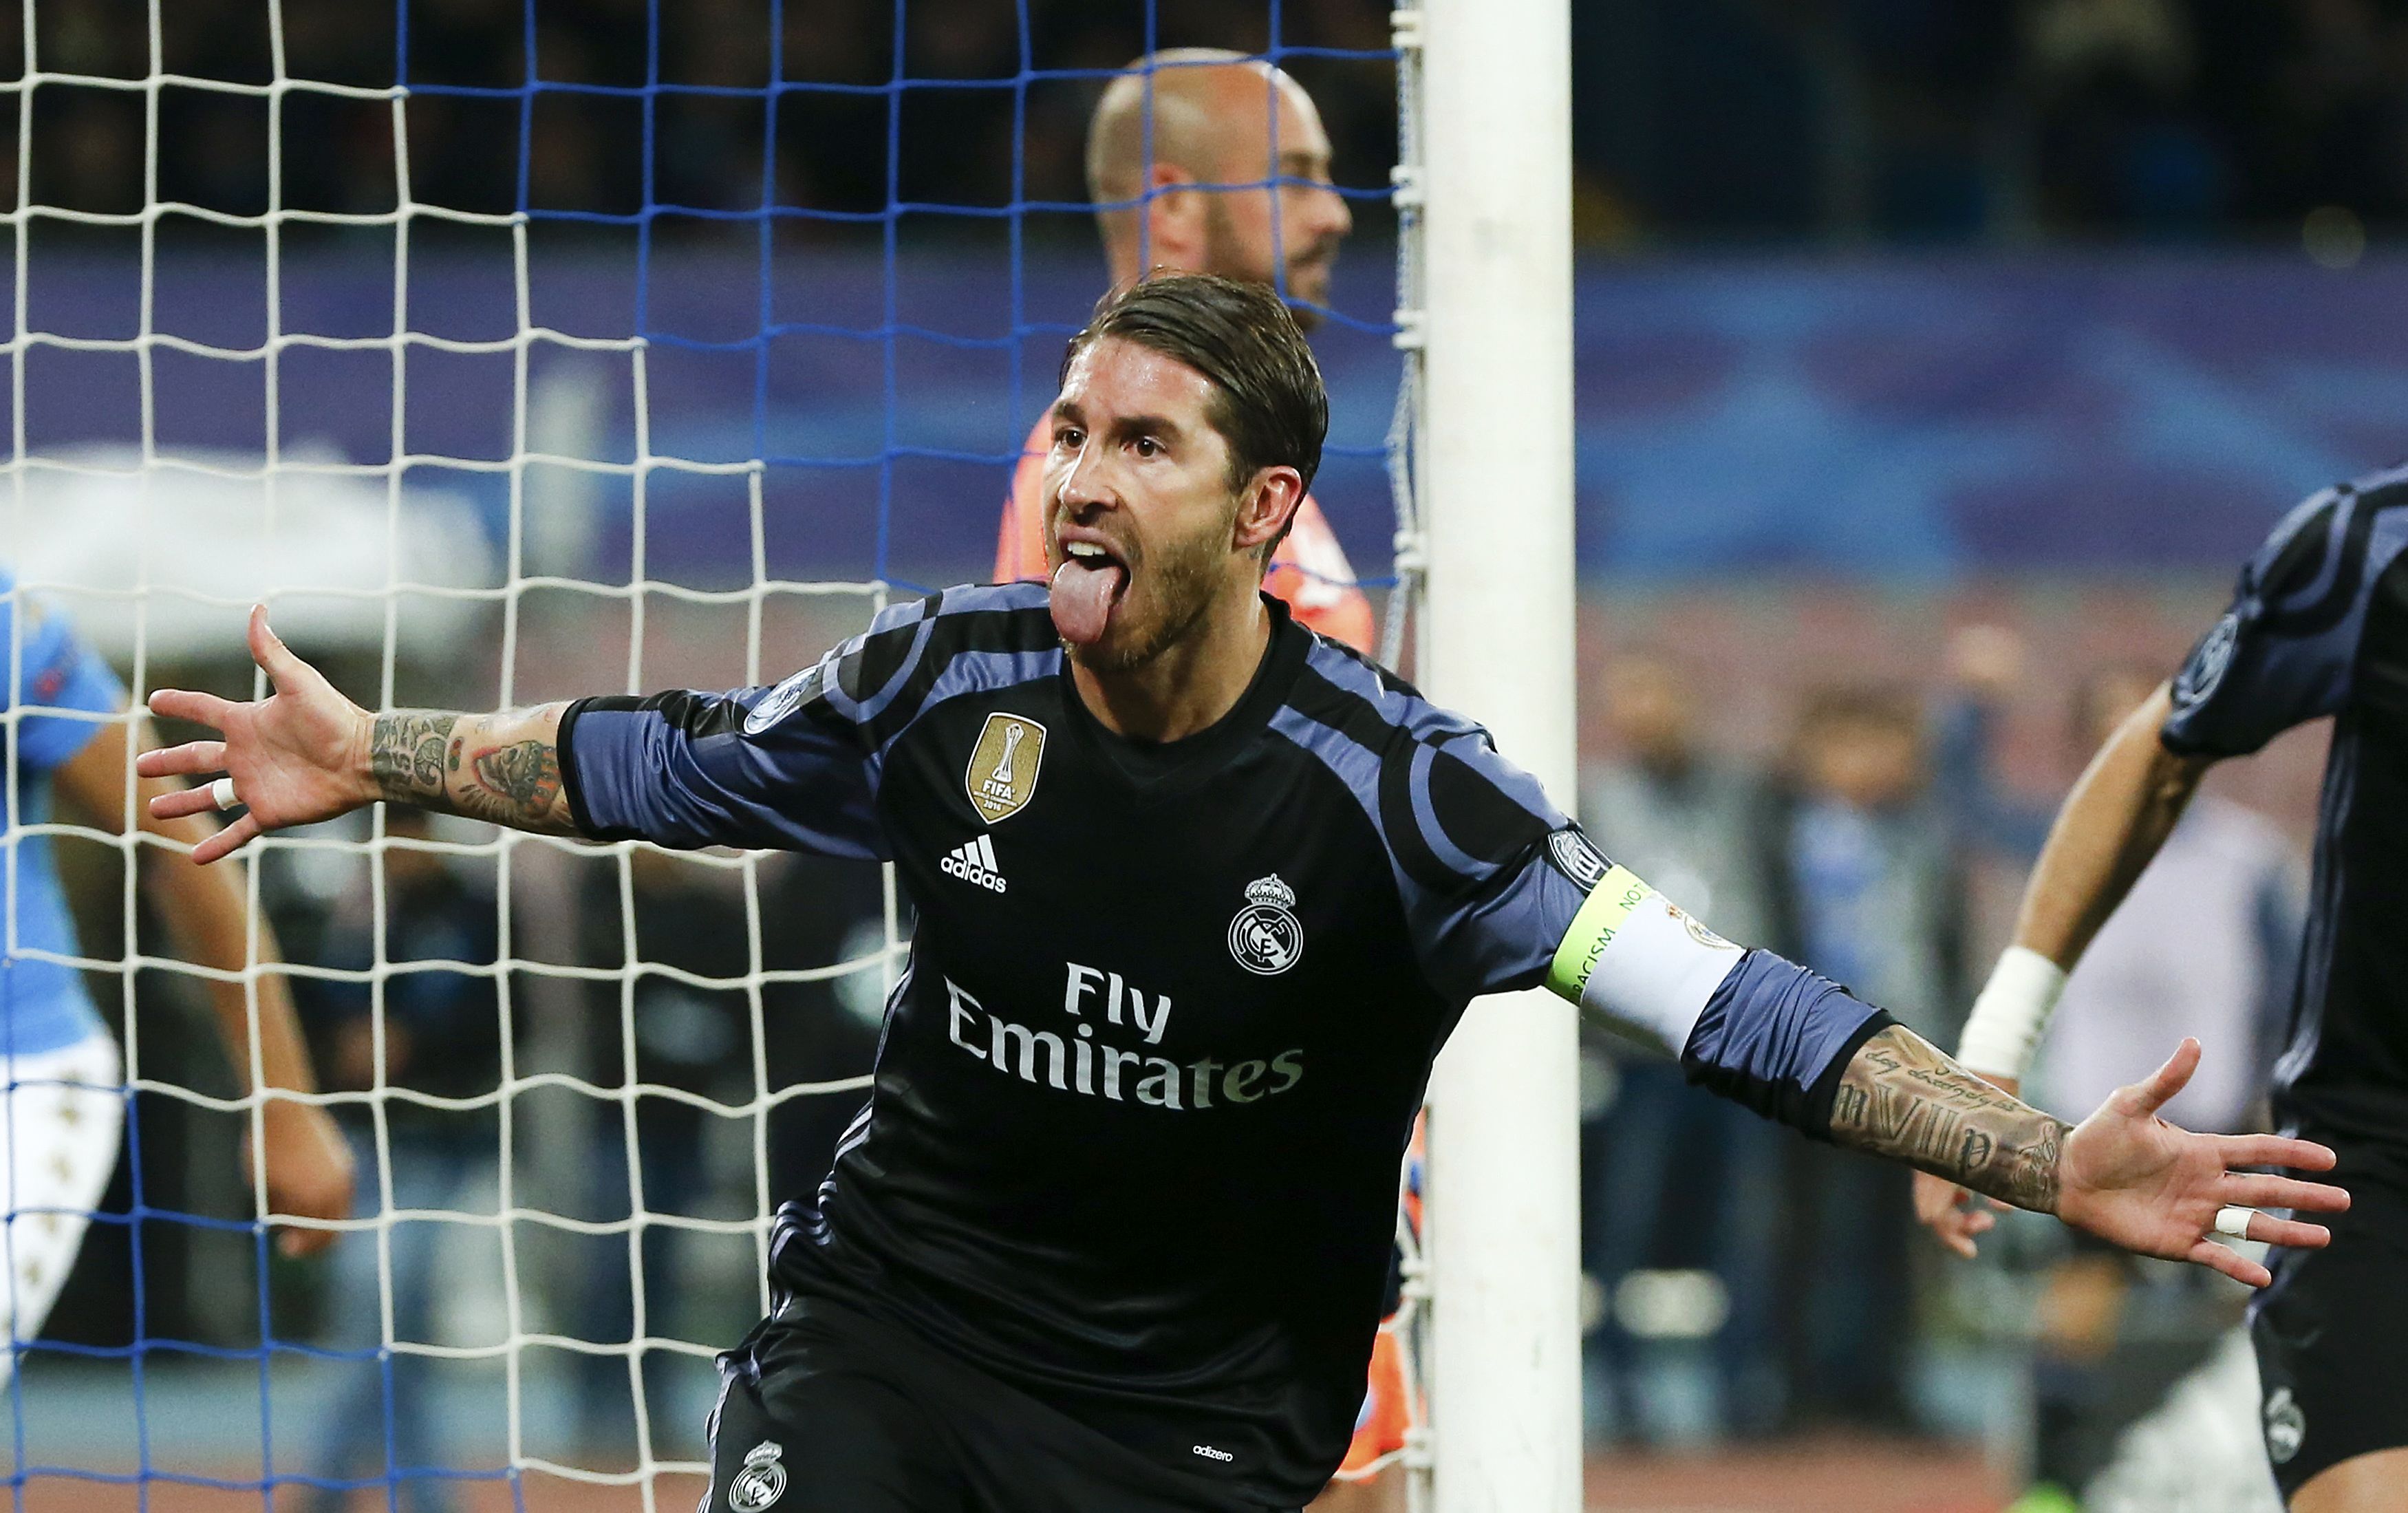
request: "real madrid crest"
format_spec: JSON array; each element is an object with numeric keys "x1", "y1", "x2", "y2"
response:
[
  {"x1": 728, "y1": 1439, "x2": 788, "y2": 1512},
  {"x1": 1229, "y1": 874, "x2": 1304, "y2": 976},
  {"x1": 1664, "y1": 900, "x2": 1735, "y2": 951},
  {"x1": 965, "y1": 712, "x2": 1047, "y2": 824}
]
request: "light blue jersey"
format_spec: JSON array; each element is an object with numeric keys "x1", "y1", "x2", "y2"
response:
[{"x1": 1, "y1": 575, "x2": 124, "y2": 1057}]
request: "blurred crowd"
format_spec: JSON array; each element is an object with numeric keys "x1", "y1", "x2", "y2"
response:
[
  {"x1": 1574, "y1": 627, "x2": 2303, "y2": 1501},
  {"x1": 8, "y1": 0, "x2": 2408, "y2": 245},
  {"x1": 1577, "y1": 0, "x2": 2408, "y2": 242}
]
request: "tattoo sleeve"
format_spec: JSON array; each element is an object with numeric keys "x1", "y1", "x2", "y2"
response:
[
  {"x1": 1830, "y1": 1024, "x2": 2070, "y2": 1215},
  {"x1": 366, "y1": 705, "x2": 574, "y2": 835},
  {"x1": 367, "y1": 711, "x2": 456, "y2": 802}
]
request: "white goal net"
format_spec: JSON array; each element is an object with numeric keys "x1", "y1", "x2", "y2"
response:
[{"x1": 0, "y1": 1, "x2": 1487, "y2": 1508}]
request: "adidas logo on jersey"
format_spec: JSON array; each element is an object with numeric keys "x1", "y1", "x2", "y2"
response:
[{"x1": 941, "y1": 833, "x2": 1007, "y2": 893}]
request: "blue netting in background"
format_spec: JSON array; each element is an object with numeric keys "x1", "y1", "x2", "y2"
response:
[{"x1": 1, "y1": 1, "x2": 1406, "y2": 1506}]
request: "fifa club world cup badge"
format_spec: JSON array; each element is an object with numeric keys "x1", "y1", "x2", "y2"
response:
[
  {"x1": 1229, "y1": 874, "x2": 1304, "y2": 976},
  {"x1": 727, "y1": 1439, "x2": 788, "y2": 1512},
  {"x1": 965, "y1": 712, "x2": 1047, "y2": 824}
]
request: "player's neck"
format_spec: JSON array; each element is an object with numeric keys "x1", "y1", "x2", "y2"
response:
[{"x1": 1069, "y1": 586, "x2": 1271, "y2": 743}]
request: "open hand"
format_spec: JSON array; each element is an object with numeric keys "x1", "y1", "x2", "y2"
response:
[
  {"x1": 2054, "y1": 1038, "x2": 2347, "y2": 1287},
  {"x1": 138, "y1": 607, "x2": 374, "y2": 862},
  {"x1": 1914, "y1": 1168, "x2": 2012, "y2": 1260}
]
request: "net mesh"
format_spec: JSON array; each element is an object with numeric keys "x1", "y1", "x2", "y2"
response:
[{"x1": 0, "y1": 0, "x2": 1421, "y2": 1504}]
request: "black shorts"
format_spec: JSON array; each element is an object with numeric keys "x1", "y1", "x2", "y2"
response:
[
  {"x1": 2250, "y1": 1163, "x2": 2408, "y2": 1498},
  {"x1": 700, "y1": 1297, "x2": 1295, "y2": 1513}
]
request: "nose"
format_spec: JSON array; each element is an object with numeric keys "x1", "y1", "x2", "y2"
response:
[
  {"x1": 1053, "y1": 436, "x2": 1116, "y2": 519},
  {"x1": 1318, "y1": 181, "x2": 1352, "y2": 241}
]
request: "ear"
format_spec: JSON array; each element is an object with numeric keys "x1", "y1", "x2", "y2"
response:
[
  {"x1": 1232, "y1": 466, "x2": 1305, "y2": 557},
  {"x1": 1143, "y1": 162, "x2": 1206, "y2": 268}
]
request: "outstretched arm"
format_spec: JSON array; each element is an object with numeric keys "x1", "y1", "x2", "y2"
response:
[
  {"x1": 1838, "y1": 1024, "x2": 2343, "y2": 1288},
  {"x1": 138, "y1": 606, "x2": 575, "y2": 861},
  {"x1": 53, "y1": 716, "x2": 354, "y2": 1254},
  {"x1": 1541, "y1": 852, "x2": 2338, "y2": 1285}
]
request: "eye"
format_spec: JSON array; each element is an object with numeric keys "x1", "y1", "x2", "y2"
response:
[
  {"x1": 1134, "y1": 436, "x2": 1163, "y2": 458},
  {"x1": 1054, "y1": 425, "x2": 1084, "y2": 450}
]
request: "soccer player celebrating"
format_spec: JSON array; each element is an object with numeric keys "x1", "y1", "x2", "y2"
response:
[
  {"x1": 1918, "y1": 467, "x2": 2408, "y2": 1512},
  {"x1": 0, "y1": 579, "x2": 351, "y2": 1381},
  {"x1": 1006, "y1": 54, "x2": 1392, "y2": 1500},
  {"x1": 148, "y1": 275, "x2": 2344, "y2": 1513},
  {"x1": 995, "y1": 49, "x2": 1374, "y2": 656}
]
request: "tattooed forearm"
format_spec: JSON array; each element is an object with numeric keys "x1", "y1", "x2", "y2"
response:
[
  {"x1": 1831, "y1": 1026, "x2": 2071, "y2": 1214},
  {"x1": 466, "y1": 740, "x2": 562, "y2": 824},
  {"x1": 368, "y1": 712, "x2": 458, "y2": 802},
  {"x1": 363, "y1": 706, "x2": 573, "y2": 834}
]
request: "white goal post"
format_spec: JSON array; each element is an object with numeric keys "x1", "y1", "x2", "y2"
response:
[{"x1": 1408, "y1": 0, "x2": 1584, "y2": 1507}]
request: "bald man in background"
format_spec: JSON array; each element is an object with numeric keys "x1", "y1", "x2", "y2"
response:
[
  {"x1": 996, "y1": 51, "x2": 1399, "y2": 1511},
  {"x1": 997, "y1": 49, "x2": 1375, "y2": 655}
]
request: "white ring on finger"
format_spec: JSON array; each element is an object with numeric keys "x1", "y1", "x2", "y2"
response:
[
  {"x1": 208, "y1": 777, "x2": 240, "y2": 813},
  {"x1": 2213, "y1": 1204, "x2": 2255, "y2": 1241}
]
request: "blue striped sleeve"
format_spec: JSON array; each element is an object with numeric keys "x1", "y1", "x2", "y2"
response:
[
  {"x1": 557, "y1": 599, "x2": 938, "y2": 857},
  {"x1": 1274, "y1": 641, "x2": 1587, "y2": 1004},
  {"x1": 1279, "y1": 640, "x2": 1891, "y2": 1134},
  {"x1": 2162, "y1": 473, "x2": 2408, "y2": 757},
  {"x1": 1680, "y1": 951, "x2": 1891, "y2": 1138}
]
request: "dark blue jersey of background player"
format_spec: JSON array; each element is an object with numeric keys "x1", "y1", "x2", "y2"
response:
[
  {"x1": 2158, "y1": 465, "x2": 2408, "y2": 1190},
  {"x1": 1921, "y1": 460, "x2": 2408, "y2": 1509}
]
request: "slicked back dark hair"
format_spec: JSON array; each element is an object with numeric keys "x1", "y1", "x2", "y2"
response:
[{"x1": 1061, "y1": 272, "x2": 1329, "y2": 513}]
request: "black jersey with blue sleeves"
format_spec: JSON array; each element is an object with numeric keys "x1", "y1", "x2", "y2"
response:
[
  {"x1": 2162, "y1": 469, "x2": 2408, "y2": 757},
  {"x1": 2159, "y1": 466, "x2": 2408, "y2": 1169},
  {"x1": 559, "y1": 586, "x2": 1063, "y2": 858},
  {"x1": 557, "y1": 582, "x2": 1895, "y2": 1505}
]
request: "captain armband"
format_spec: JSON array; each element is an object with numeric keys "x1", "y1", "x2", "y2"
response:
[
  {"x1": 1953, "y1": 945, "x2": 2067, "y2": 1082},
  {"x1": 1545, "y1": 865, "x2": 1745, "y2": 1055}
]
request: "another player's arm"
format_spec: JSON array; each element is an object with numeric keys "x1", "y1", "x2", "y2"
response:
[
  {"x1": 2008, "y1": 682, "x2": 2213, "y2": 974},
  {"x1": 1960, "y1": 682, "x2": 2213, "y2": 1095},
  {"x1": 1926, "y1": 491, "x2": 2374, "y2": 1258},
  {"x1": 52, "y1": 714, "x2": 355, "y2": 1254},
  {"x1": 1911, "y1": 683, "x2": 2217, "y2": 1254}
]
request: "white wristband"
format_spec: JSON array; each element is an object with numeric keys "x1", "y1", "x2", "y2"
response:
[{"x1": 1956, "y1": 945, "x2": 2068, "y2": 1081}]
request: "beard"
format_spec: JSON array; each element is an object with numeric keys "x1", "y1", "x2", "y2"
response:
[
  {"x1": 1068, "y1": 508, "x2": 1230, "y2": 674},
  {"x1": 1202, "y1": 200, "x2": 1335, "y2": 332}
]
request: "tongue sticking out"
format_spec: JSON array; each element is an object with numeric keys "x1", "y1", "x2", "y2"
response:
[{"x1": 1050, "y1": 558, "x2": 1126, "y2": 646}]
